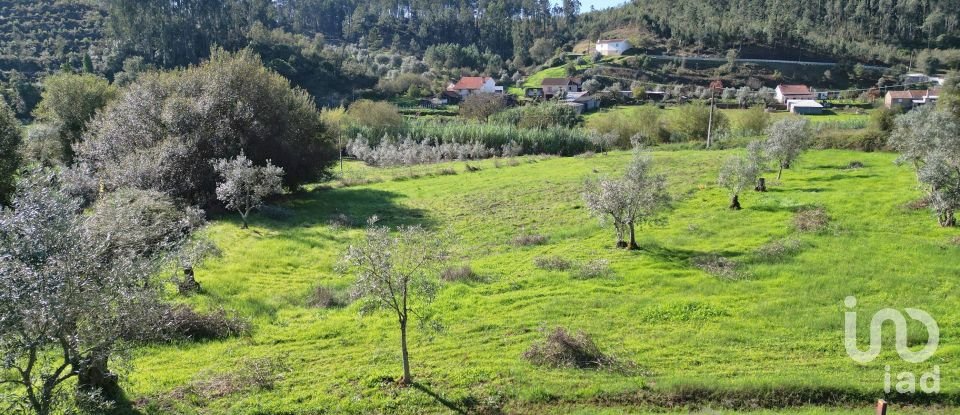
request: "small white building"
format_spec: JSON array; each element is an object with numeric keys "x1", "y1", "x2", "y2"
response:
[
  {"x1": 786, "y1": 99, "x2": 824, "y2": 115},
  {"x1": 595, "y1": 39, "x2": 631, "y2": 56}
]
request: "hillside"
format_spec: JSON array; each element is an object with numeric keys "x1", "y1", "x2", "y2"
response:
[
  {"x1": 122, "y1": 149, "x2": 960, "y2": 414},
  {"x1": 0, "y1": 0, "x2": 106, "y2": 79}
]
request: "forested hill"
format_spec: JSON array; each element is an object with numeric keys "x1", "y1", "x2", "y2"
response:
[{"x1": 583, "y1": 0, "x2": 960, "y2": 66}]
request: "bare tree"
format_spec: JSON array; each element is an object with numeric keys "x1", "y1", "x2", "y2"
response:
[
  {"x1": 890, "y1": 106, "x2": 960, "y2": 226},
  {"x1": 213, "y1": 152, "x2": 284, "y2": 229},
  {"x1": 584, "y1": 149, "x2": 670, "y2": 249},
  {"x1": 341, "y1": 218, "x2": 449, "y2": 384},
  {"x1": 0, "y1": 171, "x2": 195, "y2": 414},
  {"x1": 764, "y1": 117, "x2": 810, "y2": 179}
]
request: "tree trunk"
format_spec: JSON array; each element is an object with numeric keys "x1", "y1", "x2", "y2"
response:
[
  {"x1": 400, "y1": 317, "x2": 412, "y2": 385},
  {"x1": 77, "y1": 352, "x2": 119, "y2": 401},
  {"x1": 755, "y1": 177, "x2": 767, "y2": 192},
  {"x1": 777, "y1": 165, "x2": 783, "y2": 180},
  {"x1": 627, "y1": 222, "x2": 639, "y2": 250},
  {"x1": 729, "y1": 194, "x2": 742, "y2": 210}
]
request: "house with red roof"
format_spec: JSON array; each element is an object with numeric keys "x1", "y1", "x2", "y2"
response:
[
  {"x1": 884, "y1": 89, "x2": 940, "y2": 109},
  {"x1": 774, "y1": 84, "x2": 815, "y2": 103},
  {"x1": 447, "y1": 76, "x2": 502, "y2": 97}
]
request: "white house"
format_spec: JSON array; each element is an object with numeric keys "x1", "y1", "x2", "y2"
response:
[
  {"x1": 447, "y1": 77, "x2": 502, "y2": 97},
  {"x1": 595, "y1": 39, "x2": 630, "y2": 56},
  {"x1": 540, "y1": 77, "x2": 581, "y2": 97},
  {"x1": 775, "y1": 84, "x2": 815, "y2": 104}
]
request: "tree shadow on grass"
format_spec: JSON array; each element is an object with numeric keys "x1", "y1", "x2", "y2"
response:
[
  {"x1": 412, "y1": 382, "x2": 467, "y2": 415},
  {"x1": 805, "y1": 173, "x2": 877, "y2": 182},
  {"x1": 251, "y1": 187, "x2": 436, "y2": 231},
  {"x1": 636, "y1": 242, "x2": 744, "y2": 268}
]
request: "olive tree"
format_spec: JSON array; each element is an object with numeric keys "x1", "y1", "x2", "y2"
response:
[
  {"x1": 0, "y1": 100, "x2": 20, "y2": 205},
  {"x1": 213, "y1": 153, "x2": 284, "y2": 229},
  {"x1": 0, "y1": 172, "x2": 198, "y2": 414},
  {"x1": 764, "y1": 117, "x2": 810, "y2": 179},
  {"x1": 889, "y1": 106, "x2": 960, "y2": 226},
  {"x1": 583, "y1": 149, "x2": 670, "y2": 249},
  {"x1": 341, "y1": 219, "x2": 450, "y2": 384},
  {"x1": 718, "y1": 154, "x2": 760, "y2": 209}
]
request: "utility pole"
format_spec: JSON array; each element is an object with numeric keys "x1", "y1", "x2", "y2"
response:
[{"x1": 707, "y1": 80, "x2": 723, "y2": 149}]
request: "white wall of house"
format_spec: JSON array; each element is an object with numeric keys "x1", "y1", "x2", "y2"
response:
[{"x1": 596, "y1": 40, "x2": 630, "y2": 56}]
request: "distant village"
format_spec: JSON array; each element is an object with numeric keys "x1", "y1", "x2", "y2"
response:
[{"x1": 427, "y1": 38, "x2": 944, "y2": 117}]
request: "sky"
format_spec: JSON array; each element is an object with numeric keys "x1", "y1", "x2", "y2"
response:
[{"x1": 570, "y1": 0, "x2": 629, "y2": 12}]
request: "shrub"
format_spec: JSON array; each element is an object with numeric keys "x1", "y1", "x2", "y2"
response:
[
  {"x1": 668, "y1": 103, "x2": 729, "y2": 142},
  {"x1": 755, "y1": 238, "x2": 803, "y2": 261},
  {"x1": 533, "y1": 255, "x2": 573, "y2": 271},
  {"x1": 692, "y1": 255, "x2": 741, "y2": 280},
  {"x1": 77, "y1": 49, "x2": 334, "y2": 207},
  {"x1": 523, "y1": 327, "x2": 619, "y2": 369},
  {"x1": 32, "y1": 73, "x2": 117, "y2": 162},
  {"x1": 151, "y1": 306, "x2": 250, "y2": 342},
  {"x1": 585, "y1": 105, "x2": 668, "y2": 146},
  {"x1": 794, "y1": 207, "x2": 830, "y2": 233},
  {"x1": 309, "y1": 286, "x2": 347, "y2": 308},
  {"x1": 572, "y1": 259, "x2": 613, "y2": 279},
  {"x1": 950, "y1": 236, "x2": 960, "y2": 246},
  {"x1": 441, "y1": 265, "x2": 480, "y2": 282},
  {"x1": 86, "y1": 188, "x2": 205, "y2": 257},
  {"x1": 490, "y1": 102, "x2": 580, "y2": 129},
  {"x1": 845, "y1": 161, "x2": 865, "y2": 169},
  {"x1": 163, "y1": 356, "x2": 288, "y2": 403},
  {"x1": 347, "y1": 99, "x2": 404, "y2": 134},
  {"x1": 513, "y1": 233, "x2": 548, "y2": 246}
]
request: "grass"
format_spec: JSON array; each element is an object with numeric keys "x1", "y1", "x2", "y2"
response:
[{"x1": 119, "y1": 149, "x2": 960, "y2": 414}]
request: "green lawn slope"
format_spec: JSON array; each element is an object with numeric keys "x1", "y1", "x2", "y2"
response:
[{"x1": 125, "y1": 150, "x2": 960, "y2": 414}]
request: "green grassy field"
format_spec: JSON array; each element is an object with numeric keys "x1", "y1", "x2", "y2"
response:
[{"x1": 124, "y1": 149, "x2": 959, "y2": 414}]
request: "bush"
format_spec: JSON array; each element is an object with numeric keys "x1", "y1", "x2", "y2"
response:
[
  {"x1": 440, "y1": 265, "x2": 481, "y2": 282},
  {"x1": 737, "y1": 105, "x2": 770, "y2": 136},
  {"x1": 533, "y1": 255, "x2": 572, "y2": 271},
  {"x1": 523, "y1": 327, "x2": 619, "y2": 369},
  {"x1": 86, "y1": 188, "x2": 205, "y2": 257},
  {"x1": 32, "y1": 73, "x2": 117, "y2": 162},
  {"x1": 151, "y1": 306, "x2": 250, "y2": 342},
  {"x1": 163, "y1": 356, "x2": 288, "y2": 403},
  {"x1": 572, "y1": 259, "x2": 613, "y2": 279},
  {"x1": 347, "y1": 99, "x2": 404, "y2": 134},
  {"x1": 794, "y1": 207, "x2": 830, "y2": 233},
  {"x1": 513, "y1": 233, "x2": 548, "y2": 246},
  {"x1": 76, "y1": 48, "x2": 335, "y2": 207},
  {"x1": 490, "y1": 102, "x2": 580, "y2": 129},
  {"x1": 309, "y1": 286, "x2": 347, "y2": 308},
  {"x1": 585, "y1": 105, "x2": 668, "y2": 146},
  {"x1": 692, "y1": 255, "x2": 741, "y2": 280},
  {"x1": 754, "y1": 238, "x2": 803, "y2": 261},
  {"x1": 668, "y1": 103, "x2": 729, "y2": 142}
]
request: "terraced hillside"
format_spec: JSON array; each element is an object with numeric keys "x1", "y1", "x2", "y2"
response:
[{"x1": 0, "y1": 0, "x2": 106, "y2": 79}]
